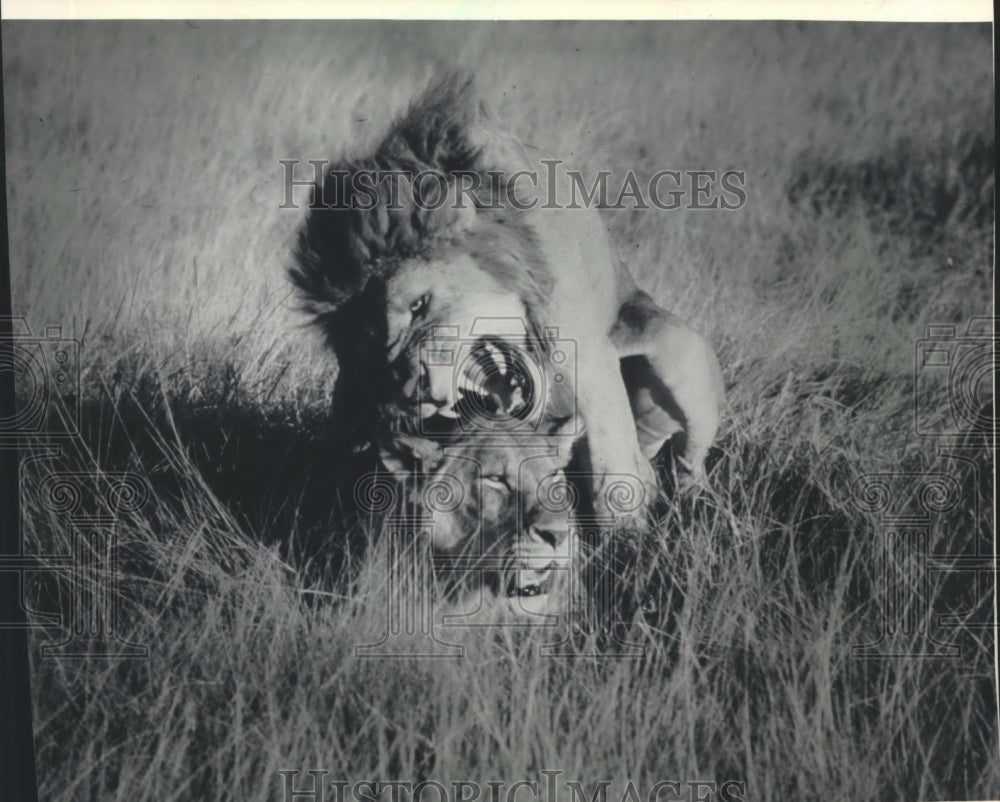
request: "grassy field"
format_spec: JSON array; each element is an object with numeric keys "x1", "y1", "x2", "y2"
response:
[{"x1": 3, "y1": 20, "x2": 996, "y2": 801}]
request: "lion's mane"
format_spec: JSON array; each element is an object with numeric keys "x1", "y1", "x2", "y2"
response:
[{"x1": 290, "y1": 73, "x2": 554, "y2": 449}]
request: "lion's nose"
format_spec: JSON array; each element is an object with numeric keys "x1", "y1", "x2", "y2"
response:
[
  {"x1": 509, "y1": 526, "x2": 573, "y2": 599},
  {"x1": 528, "y1": 507, "x2": 570, "y2": 546}
]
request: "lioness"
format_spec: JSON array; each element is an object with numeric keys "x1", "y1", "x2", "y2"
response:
[
  {"x1": 376, "y1": 414, "x2": 583, "y2": 613},
  {"x1": 292, "y1": 73, "x2": 724, "y2": 525}
]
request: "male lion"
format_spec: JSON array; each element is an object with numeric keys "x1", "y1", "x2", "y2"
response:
[{"x1": 291, "y1": 73, "x2": 724, "y2": 526}]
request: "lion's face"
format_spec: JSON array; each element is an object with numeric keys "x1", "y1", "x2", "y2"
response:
[
  {"x1": 379, "y1": 417, "x2": 581, "y2": 598},
  {"x1": 384, "y1": 253, "x2": 533, "y2": 419}
]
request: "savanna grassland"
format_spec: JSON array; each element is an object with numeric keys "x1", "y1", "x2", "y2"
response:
[{"x1": 1, "y1": 20, "x2": 995, "y2": 801}]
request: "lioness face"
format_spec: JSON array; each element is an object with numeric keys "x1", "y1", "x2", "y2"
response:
[{"x1": 380, "y1": 418, "x2": 580, "y2": 598}]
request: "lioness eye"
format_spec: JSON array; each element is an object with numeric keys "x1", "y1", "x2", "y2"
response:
[
  {"x1": 409, "y1": 293, "x2": 430, "y2": 318},
  {"x1": 483, "y1": 475, "x2": 510, "y2": 492}
]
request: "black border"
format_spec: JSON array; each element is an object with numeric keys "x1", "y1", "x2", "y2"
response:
[{"x1": 0, "y1": 20, "x2": 41, "y2": 802}]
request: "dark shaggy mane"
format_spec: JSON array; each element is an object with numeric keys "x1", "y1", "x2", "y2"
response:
[
  {"x1": 288, "y1": 72, "x2": 557, "y2": 451},
  {"x1": 289, "y1": 72, "x2": 551, "y2": 344},
  {"x1": 379, "y1": 72, "x2": 484, "y2": 174}
]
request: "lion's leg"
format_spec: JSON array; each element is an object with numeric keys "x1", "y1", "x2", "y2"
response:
[
  {"x1": 572, "y1": 338, "x2": 659, "y2": 524},
  {"x1": 610, "y1": 290, "x2": 724, "y2": 487}
]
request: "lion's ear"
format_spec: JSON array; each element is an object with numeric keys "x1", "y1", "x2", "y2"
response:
[{"x1": 378, "y1": 432, "x2": 443, "y2": 480}]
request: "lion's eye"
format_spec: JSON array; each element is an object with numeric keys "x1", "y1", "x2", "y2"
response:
[{"x1": 409, "y1": 293, "x2": 431, "y2": 319}]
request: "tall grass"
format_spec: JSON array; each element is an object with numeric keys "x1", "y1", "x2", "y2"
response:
[{"x1": 3, "y1": 20, "x2": 995, "y2": 801}]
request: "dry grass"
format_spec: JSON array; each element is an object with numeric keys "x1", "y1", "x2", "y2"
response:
[{"x1": 3, "y1": 20, "x2": 995, "y2": 801}]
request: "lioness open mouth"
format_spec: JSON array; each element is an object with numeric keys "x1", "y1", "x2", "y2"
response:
[
  {"x1": 507, "y1": 569, "x2": 552, "y2": 598},
  {"x1": 506, "y1": 563, "x2": 556, "y2": 598}
]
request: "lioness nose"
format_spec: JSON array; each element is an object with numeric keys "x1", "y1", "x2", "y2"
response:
[{"x1": 527, "y1": 523, "x2": 568, "y2": 548}]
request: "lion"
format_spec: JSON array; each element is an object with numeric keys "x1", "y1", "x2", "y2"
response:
[{"x1": 291, "y1": 73, "x2": 724, "y2": 526}]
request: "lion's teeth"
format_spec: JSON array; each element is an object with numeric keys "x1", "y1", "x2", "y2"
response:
[
  {"x1": 458, "y1": 370, "x2": 477, "y2": 394},
  {"x1": 459, "y1": 365, "x2": 488, "y2": 399},
  {"x1": 508, "y1": 388, "x2": 526, "y2": 414},
  {"x1": 483, "y1": 341, "x2": 507, "y2": 375},
  {"x1": 419, "y1": 403, "x2": 439, "y2": 418},
  {"x1": 438, "y1": 406, "x2": 459, "y2": 419}
]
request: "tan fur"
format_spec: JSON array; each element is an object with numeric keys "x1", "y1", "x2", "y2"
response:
[{"x1": 378, "y1": 420, "x2": 582, "y2": 613}]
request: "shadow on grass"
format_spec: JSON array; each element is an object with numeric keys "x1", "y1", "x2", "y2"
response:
[{"x1": 78, "y1": 374, "x2": 380, "y2": 587}]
